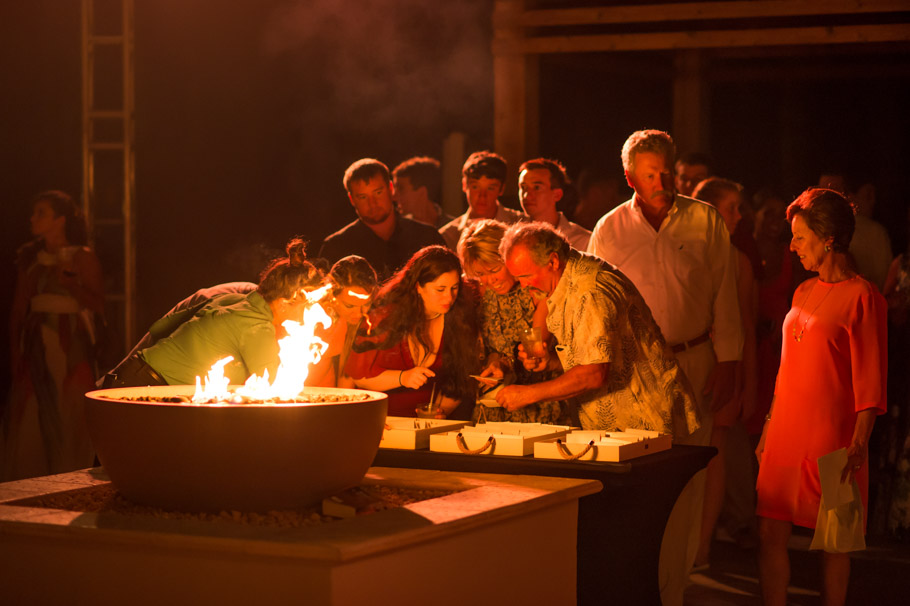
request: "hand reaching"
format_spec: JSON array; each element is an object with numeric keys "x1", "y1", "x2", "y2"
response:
[{"x1": 400, "y1": 366, "x2": 435, "y2": 389}]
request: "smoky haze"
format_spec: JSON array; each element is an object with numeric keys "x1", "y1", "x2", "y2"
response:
[
  {"x1": 261, "y1": 0, "x2": 493, "y2": 137},
  {"x1": 125, "y1": 0, "x2": 494, "y2": 348}
]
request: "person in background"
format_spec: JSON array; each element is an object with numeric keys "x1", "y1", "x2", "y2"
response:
[
  {"x1": 110, "y1": 238, "x2": 323, "y2": 388},
  {"x1": 876, "y1": 207, "x2": 910, "y2": 537},
  {"x1": 345, "y1": 246, "x2": 480, "y2": 419},
  {"x1": 690, "y1": 177, "x2": 759, "y2": 565},
  {"x1": 517, "y1": 158, "x2": 591, "y2": 251},
  {"x1": 571, "y1": 167, "x2": 623, "y2": 230},
  {"x1": 749, "y1": 189, "x2": 801, "y2": 437},
  {"x1": 439, "y1": 151, "x2": 525, "y2": 250},
  {"x1": 588, "y1": 130, "x2": 741, "y2": 606},
  {"x1": 818, "y1": 172, "x2": 893, "y2": 292},
  {"x1": 391, "y1": 156, "x2": 454, "y2": 229},
  {"x1": 851, "y1": 181, "x2": 892, "y2": 292},
  {"x1": 675, "y1": 151, "x2": 712, "y2": 197},
  {"x1": 458, "y1": 219, "x2": 564, "y2": 424},
  {"x1": 2, "y1": 191, "x2": 105, "y2": 481},
  {"x1": 307, "y1": 256, "x2": 378, "y2": 388},
  {"x1": 756, "y1": 188, "x2": 887, "y2": 606},
  {"x1": 319, "y1": 158, "x2": 445, "y2": 280}
]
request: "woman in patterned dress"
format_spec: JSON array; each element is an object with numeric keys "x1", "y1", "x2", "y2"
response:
[
  {"x1": 2, "y1": 191, "x2": 104, "y2": 481},
  {"x1": 457, "y1": 219, "x2": 564, "y2": 424}
]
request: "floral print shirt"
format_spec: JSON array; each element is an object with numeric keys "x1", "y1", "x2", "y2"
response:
[{"x1": 546, "y1": 251, "x2": 700, "y2": 438}]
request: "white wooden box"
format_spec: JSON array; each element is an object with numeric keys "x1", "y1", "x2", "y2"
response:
[
  {"x1": 379, "y1": 417, "x2": 470, "y2": 450},
  {"x1": 430, "y1": 422, "x2": 570, "y2": 457},
  {"x1": 534, "y1": 428, "x2": 672, "y2": 462}
]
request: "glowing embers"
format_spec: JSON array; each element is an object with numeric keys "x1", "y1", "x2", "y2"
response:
[{"x1": 194, "y1": 285, "x2": 333, "y2": 403}]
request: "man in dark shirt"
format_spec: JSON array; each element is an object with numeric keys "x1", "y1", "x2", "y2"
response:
[
  {"x1": 318, "y1": 158, "x2": 446, "y2": 280},
  {"x1": 391, "y1": 156, "x2": 454, "y2": 229}
]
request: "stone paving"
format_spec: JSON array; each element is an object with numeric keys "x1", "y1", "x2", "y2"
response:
[{"x1": 685, "y1": 529, "x2": 910, "y2": 605}]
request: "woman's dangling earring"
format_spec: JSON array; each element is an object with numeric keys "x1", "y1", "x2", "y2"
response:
[{"x1": 825, "y1": 245, "x2": 831, "y2": 252}]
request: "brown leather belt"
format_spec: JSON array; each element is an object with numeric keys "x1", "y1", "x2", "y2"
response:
[{"x1": 670, "y1": 331, "x2": 711, "y2": 354}]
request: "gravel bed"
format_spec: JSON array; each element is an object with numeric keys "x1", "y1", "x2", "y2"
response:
[{"x1": 15, "y1": 483, "x2": 456, "y2": 528}]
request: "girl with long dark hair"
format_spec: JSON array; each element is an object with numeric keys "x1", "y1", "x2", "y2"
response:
[{"x1": 346, "y1": 246, "x2": 480, "y2": 418}]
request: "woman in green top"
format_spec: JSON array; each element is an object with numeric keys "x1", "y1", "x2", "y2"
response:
[{"x1": 112, "y1": 238, "x2": 322, "y2": 387}]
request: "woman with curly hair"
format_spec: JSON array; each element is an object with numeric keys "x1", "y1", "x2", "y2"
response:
[{"x1": 346, "y1": 246, "x2": 480, "y2": 418}]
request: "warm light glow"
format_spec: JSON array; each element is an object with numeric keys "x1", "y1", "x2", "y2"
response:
[
  {"x1": 194, "y1": 356, "x2": 235, "y2": 402},
  {"x1": 346, "y1": 288, "x2": 370, "y2": 300},
  {"x1": 192, "y1": 286, "x2": 333, "y2": 403}
]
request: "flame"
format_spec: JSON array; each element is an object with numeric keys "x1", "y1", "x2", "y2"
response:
[
  {"x1": 346, "y1": 288, "x2": 370, "y2": 300},
  {"x1": 192, "y1": 285, "x2": 333, "y2": 403}
]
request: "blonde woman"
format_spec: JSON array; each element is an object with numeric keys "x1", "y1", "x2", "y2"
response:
[{"x1": 458, "y1": 219, "x2": 564, "y2": 424}]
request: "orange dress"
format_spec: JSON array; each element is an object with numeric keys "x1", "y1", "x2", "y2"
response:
[{"x1": 756, "y1": 276, "x2": 887, "y2": 529}]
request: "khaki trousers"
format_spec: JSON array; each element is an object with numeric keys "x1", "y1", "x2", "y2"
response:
[{"x1": 658, "y1": 342, "x2": 715, "y2": 606}]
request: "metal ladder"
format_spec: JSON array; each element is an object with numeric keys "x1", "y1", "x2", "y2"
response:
[{"x1": 80, "y1": 0, "x2": 136, "y2": 356}]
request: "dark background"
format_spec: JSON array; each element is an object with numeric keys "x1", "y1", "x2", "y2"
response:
[{"x1": 2, "y1": 1, "x2": 909, "y2": 396}]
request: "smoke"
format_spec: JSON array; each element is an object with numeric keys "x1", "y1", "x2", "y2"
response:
[{"x1": 260, "y1": 0, "x2": 493, "y2": 135}]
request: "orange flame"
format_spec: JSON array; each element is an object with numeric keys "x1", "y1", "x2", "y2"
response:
[{"x1": 193, "y1": 285, "x2": 333, "y2": 403}]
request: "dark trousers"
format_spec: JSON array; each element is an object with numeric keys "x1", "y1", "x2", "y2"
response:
[{"x1": 101, "y1": 354, "x2": 168, "y2": 388}]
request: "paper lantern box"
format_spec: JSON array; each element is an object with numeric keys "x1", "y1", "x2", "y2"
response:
[
  {"x1": 430, "y1": 422, "x2": 571, "y2": 457},
  {"x1": 534, "y1": 428, "x2": 671, "y2": 462},
  {"x1": 379, "y1": 416, "x2": 471, "y2": 450}
]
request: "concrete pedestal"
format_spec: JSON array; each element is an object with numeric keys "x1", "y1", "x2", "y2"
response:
[{"x1": 0, "y1": 467, "x2": 599, "y2": 605}]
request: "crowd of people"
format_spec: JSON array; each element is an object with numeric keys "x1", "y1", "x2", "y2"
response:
[{"x1": 2, "y1": 127, "x2": 907, "y2": 606}]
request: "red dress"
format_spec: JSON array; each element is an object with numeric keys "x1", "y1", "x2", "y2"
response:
[
  {"x1": 746, "y1": 246, "x2": 795, "y2": 434},
  {"x1": 345, "y1": 336, "x2": 445, "y2": 417},
  {"x1": 756, "y1": 276, "x2": 887, "y2": 529}
]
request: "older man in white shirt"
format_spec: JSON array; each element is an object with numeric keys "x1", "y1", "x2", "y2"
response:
[
  {"x1": 517, "y1": 158, "x2": 591, "y2": 251},
  {"x1": 588, "y1": 129, "x2": 742, "y2": 606}
]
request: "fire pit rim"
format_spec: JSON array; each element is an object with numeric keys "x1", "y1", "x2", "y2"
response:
[
  {"x1": 84, "y1": 384, "x2": 389, "y2": 512},
  {"x1": 86, "y1": 385, "x2": 389, "y2": 407}
]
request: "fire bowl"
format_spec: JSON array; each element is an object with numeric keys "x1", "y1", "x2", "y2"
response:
[{"x1": 84, "y1": 385, "x2": 388, "y2": 512}]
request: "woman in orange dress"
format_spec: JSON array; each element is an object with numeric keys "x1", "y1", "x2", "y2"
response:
[{"x1": 755, "y1": 188, "x2": 887, "y2": 606}]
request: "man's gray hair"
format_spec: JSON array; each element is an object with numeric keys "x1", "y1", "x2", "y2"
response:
[
  {"x1": 500, "y1": 221, "x2": 571, "y2": 266},
  {"x1": 621, "y1": 129, "x2": 676, "y2": 172}
]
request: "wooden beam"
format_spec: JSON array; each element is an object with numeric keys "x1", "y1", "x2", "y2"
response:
[
  {"x1": 672, "y1": 50, "x2": 708, "y2": 157},
  {"x1": 494, "y1": 0, "x2": 539, "y2": 187},
  {"x1": 493, "y1": 23, "x2": 910, "y2": 55},
  {"x1": 507, "y1": 1, "x2": 909, "y2": 28}
]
